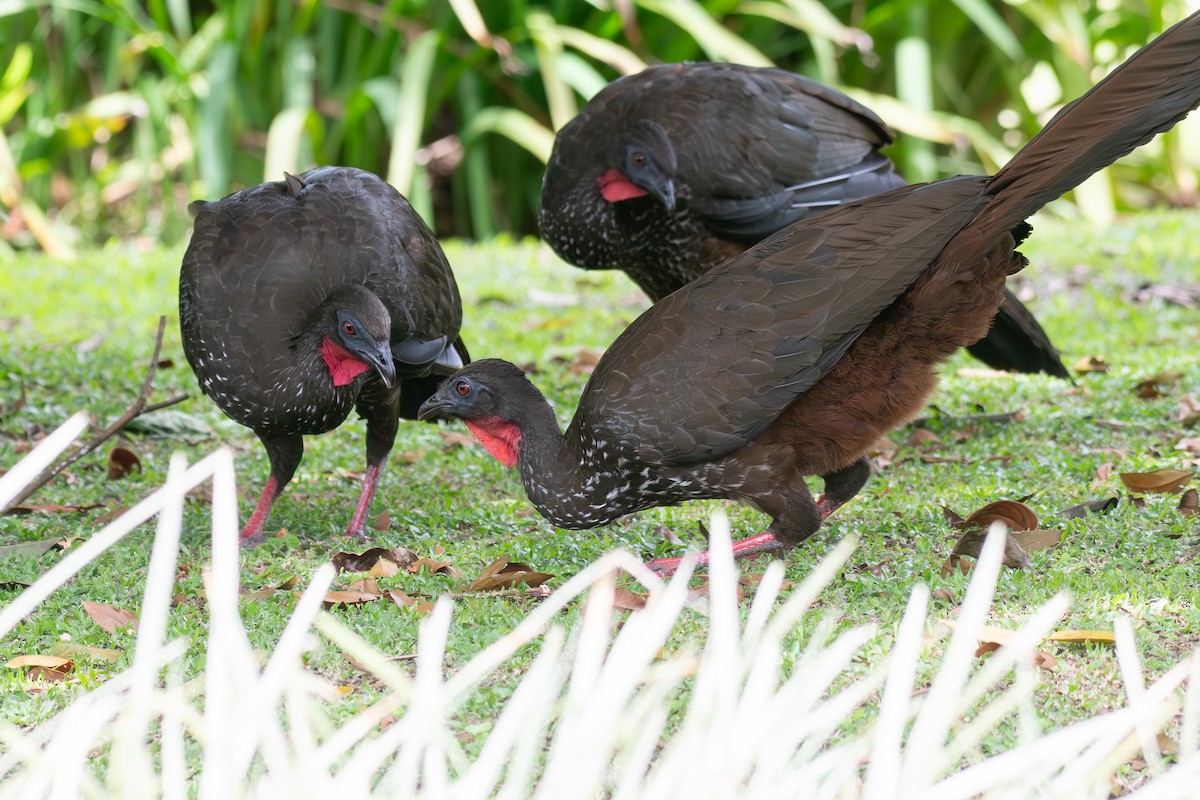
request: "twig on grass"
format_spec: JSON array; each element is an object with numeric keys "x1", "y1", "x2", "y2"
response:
[{"x1": 0, "y1": 316, "x2": 188, "y2": 513}]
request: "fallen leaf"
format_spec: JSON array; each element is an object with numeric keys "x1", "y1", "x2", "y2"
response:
[
  {"x1": 1046, "y1": 629, "x2": 1116, "y2": 645},
  {"x1": 409, "y1": 556, "x2": 451, "y2": 574},
  {"x1": 653, "y1": 525, "x2": 683, "y2": 546},
  {"x1": 371, "y1": 511, "x2": 391, "y2": 531},
  {"x1": 438, "y1": 430, "x2": 477, "y2": 450},
  {"x1": 6, "y1": 654, "x2": 73, "y2": 669},
  {"x1": 952, "y1": 499, "x2": 1039, "y2": 532},
  {"x1": 1011, "y1": 529, "x2": 1063, "y2": 552},
  {"x1": 565, "y1": 347, "x2": 604, "y2": 375},
  {"x1": 331, "y1": 547, "x2": 419, "y2": 574},
  {"x1": 613, "y1": 587, "x2": 647, "y2": 611},
  {"x1": 28, "y1": 665, "x2": 72, "y2": 682},
  {"x1": 52, "y1": 642, "x2": 122, "y2": 662},
  {"x1": 1059, "y1": 496, "x2": 1119, "y2": 519},
  {"x1": 347, "y1": 577, "x2": 381, "y2": 595},
  {"x1": 464, "y1": 555, "x2": 554, "y2": 592},
  {"x1": 0, "y1": 538, "x2": 62, "y2": 559},
  {"x1": 107, "y1": 447, "x2": 142, "y2": 479},
  {"x1": 1134, "y1": 370, "x2": 1182, "y2": 399},
  {"x1": 1119, "y1": 469, "x2": 1193, "y2": 494},
  {"x1": 950, "y1": 528, "x2": 1032, "y2": 569},
  {"x1": 1176, "y1": 438, "x2": 1200, "y2": 454},
  {"x1": 905, "y1": 429, "x2": 940, "y2": 448},
  {"x1": 82, "y1": 601, "x2": 139, "y2": 634},
  {"x1": 1074, "y1": 354, "x2": 1109, "y2": 373},
  {"x1": 931, "y1": 588, "x2": 957, "y2": 604},
  {"x1": 1092, "y1": 463, "x2": 1114, "y2": 483},
  {"x1": 919, "y1": 454, "x2": 965, "y2": 464},
  {"x1": 322, "y1": 590, "x2": 381, "y2": 608},
  {"x1": 1179, "y1": 489, "x2": 1200, "y2": 517},
  {"x1": 1179, "y1": 395, "x2": 1200, "y2": 427},
  {"x1": 386, "y1": 588, "x2": 417, "y2": 608},
  {"x1": 4, "y1": 503, "x2": 104, "y2": 516}
]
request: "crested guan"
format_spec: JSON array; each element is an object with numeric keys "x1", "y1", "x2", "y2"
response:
[
  {"x1": 179, "y1": 166, "x2": 468, "y2": 541},
  {"x1": 424, "y1": 14, "x2": 1200, "y2": 573},
  {"x1": 539, "y1": 61, "x2": 1071, "y2": 379}
]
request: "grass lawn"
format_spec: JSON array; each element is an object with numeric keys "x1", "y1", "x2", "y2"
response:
[{"x1": 1, "y1": 209, "x2": 1199, "y2": 791}]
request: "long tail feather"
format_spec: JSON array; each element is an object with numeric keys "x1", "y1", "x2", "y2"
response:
[{"x1": 980, "y1": 11, "x2": 1200, "y2": 232}]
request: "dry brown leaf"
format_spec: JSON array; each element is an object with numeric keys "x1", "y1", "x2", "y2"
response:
[
  {"x1": 1074, "y1": 354, "x2": 1109, "y2": 373},
  {"x1": 919, "y1": 454, "x2": 965, "y2": 464},
  {"x1": 653, "y1": 525, "x2": 683, "y2": 546},
  {"x1": 438, "y1": 430, "x2": 477, "y2": 450},
  {"x1": 931, "y1": 588, "x2": 957, "y2": 604},
  {"x1": 371, "y1": 511, "x2": 391, "y2": 531},
  {"x1": 1176, "y1": 438, "x2": 1200, "y2": 454},
  {"x1": 465, "y1": 555, "x2": 555, "y2": 592},
  {"x1": 408, "y1": 556, "x2": 455, "y2": 575},
  {"x1": 386, "y1": 588, "x2": 416, "y2": 608},
  {"x1": 331, "y1": 546, "x2": 418, "y2": 574},
  {"x1": 905, "y1": 429, "x2": 941, "y2": 448},
  {"x1": 83, "y1": 600, "x2": 139, "y2": 634},
  {"x1": 107, "y1": 447, "x2": 142, "y2": 479},
  {"x1": 1179, "y1": 395, "x2": 1200, "y2": 427},
  {"x1": 28, "y1": 665, "x2": 72, "y2": 682},
  {"x1": 1092, "y1": 463, "x2": 1114, "y2": 484},
  {"x1": 322, "y1": 590, "x2": 381, "y2": 608},
  {"x1": 1119, "y1": 469, "x2": 1194, "y2": 495},
  {"x1": 1011, "y1": 529, "x2": 1063, "y2": 552},
  {"x1": 688, "y1": 583, "x2": 746, "y2": 603},
  {"x1": 6, "y1": 654, "x2": 73, "y2": 669},
  {"x1": 347, "y1": 577, "x2": 381, "y2": 595},
  {"x1": 1059, "y1": 496, "x2": 1119, "y2": 519},
  {"x1": 1134, "y1": 370, "x2": 1183, "y2": 399},
  {"x1": 613, "y1": 587, "x2": 647, "y2": 611},
  {"x1": 1179, "y1": 489, "x2": 1200, "y2": 517},
  {"x1": 939, "y1": 555, "x2": 974, "y2": 577},
  {"x1": 950, "y1": 528, "x2": 1032, "y2": 570},
  {"x1": 954, "y1": 499, "x2": 1039, "y2": 532},
  {"x1": 1046, "y1": 629, "x2": 1116, "y2": 645},
  {"x1": 52, "y1": 643, "x2": 122, "y2": 662},
  {"x1": 566, "y1": 347, "x2": 604, "y2": 375},
  {"x1": 5, "y1": 503, "x2": 104, "y2": 515}
]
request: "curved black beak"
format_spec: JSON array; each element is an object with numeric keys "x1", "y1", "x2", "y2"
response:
[
  {"x1": 417, "y1": 393, "x2": 453, "y2": 421},
  {"x1": 367, "y1": 343, "x2": 396, "y2": 389}
]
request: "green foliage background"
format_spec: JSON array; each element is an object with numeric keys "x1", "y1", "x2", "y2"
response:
[{"x1": 1, "y1": 0, "x2": 1197, "y2": 255}]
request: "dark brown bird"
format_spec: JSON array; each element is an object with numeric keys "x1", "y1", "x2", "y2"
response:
[
  {"x1": 539, "y1": 61, "x2": 1071, "y2": 379},
  {"x1": 424, "y1": 15, "x2": 1200, "y2": 573},
  {"x1": 180, "y1": 166, "x2": 467, "y2": 541}
]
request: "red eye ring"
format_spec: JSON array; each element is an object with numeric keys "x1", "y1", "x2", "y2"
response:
[
  {"x1": 343, "y1": 321, "x2": 356, "y2": 336},
  {"x1": 455, "y1": 380, "x2": 471, "y2": 397}
]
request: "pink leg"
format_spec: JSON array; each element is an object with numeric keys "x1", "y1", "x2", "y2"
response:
[
  {"x1": 816, "y1": 495, "x2": 846, "y2": 520},
  {"x1": 344, "y1": 462, "x2": 381, "y2": 538},
  {"x1": 240, "y1": 476, "x2": 280, "y2": 544},
  {"x1": 644, "y1": 531, "x2": 782, "y2": 576}
]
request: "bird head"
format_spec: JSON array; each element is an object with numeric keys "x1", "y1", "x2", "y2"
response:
[
  {"x1": 319, "y1": 287, "x2": 396, "y2": 388},
  {"x1": 418, "y1": 359, "x2": 537, "y2": 467},
  {"x1": 597, "y1": 119, "x2": 677, "y2": 210}
]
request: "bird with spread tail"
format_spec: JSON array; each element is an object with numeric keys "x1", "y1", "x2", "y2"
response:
[
  {"x1": 180, "y1": 166, "x2": 467, "y2": 542},
  {"x1": 422, "y1": 14, "x2": 1200, "y2": 574},
  {"x1": 539, "y1": 61, "x2": 1070, "y2": 379}
]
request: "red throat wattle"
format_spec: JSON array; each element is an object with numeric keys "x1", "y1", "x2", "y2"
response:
[
  {"x1": 320, "y1": 337, "x2": 370, "y2": 386},
  {"x1": 464, "y1": 418, "x2": 522, "y2": 468},
  {"x1": 597, "y1": 169, "x2": 649, "y2": 203}
]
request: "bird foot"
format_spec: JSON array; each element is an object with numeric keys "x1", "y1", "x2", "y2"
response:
[
  {"x1": 816, "y1": 495, "x2": 846, "y2": 520},
  {"x1": 644, "y1": 531, "x2": 782, "y2": 576}
]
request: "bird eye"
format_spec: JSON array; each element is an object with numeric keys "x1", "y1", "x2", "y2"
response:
[
  {"x1": 455, "y1": 380, "x2": 471, "y2": 397},
  {"x1": 342, "y1": 321, "x2": 357, "y2": 336},
  {"x1": 632, "y1": 152, "x2": 646, "y2": 167}
]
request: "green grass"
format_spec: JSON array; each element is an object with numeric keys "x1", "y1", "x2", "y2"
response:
[{"x1": 2, "y1": 211, "x2": 1200, "y2": 782}]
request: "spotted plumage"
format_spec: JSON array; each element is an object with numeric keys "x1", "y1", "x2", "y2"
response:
[
  {"x1": 179, "y1": 166, "x2": 468, "y2": 541},
  {"x1": 540, "y1": 61, "x2": 1070, "y2": 378},
  {"x1": 427, "y1": 16, "x2": 1200, "y2": 572}
]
